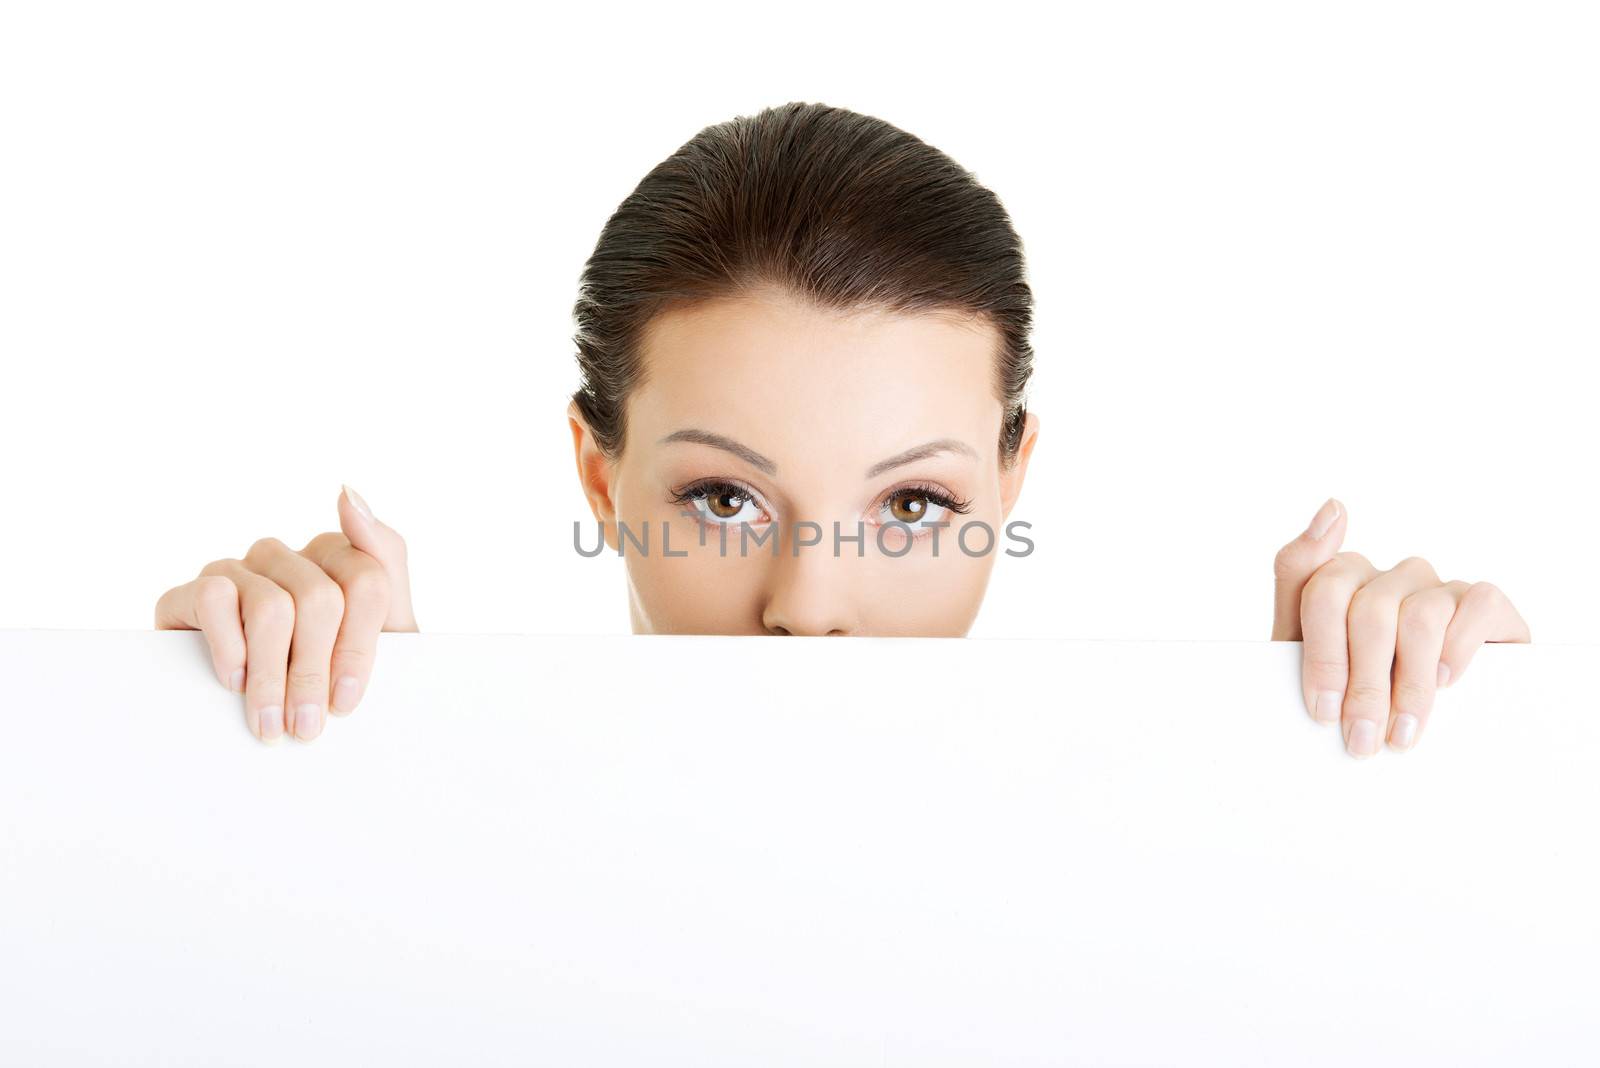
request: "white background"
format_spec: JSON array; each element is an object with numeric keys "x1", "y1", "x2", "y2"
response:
[
  {"x1": 2, "y1": 0, "x2": 1595, "y2": 641},
  {"x1": 3, "y1": 630, "x2": 1595, "y2": 1065}
]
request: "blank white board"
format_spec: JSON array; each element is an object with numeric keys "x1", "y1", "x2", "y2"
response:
[{"x1": 1, "y1": 629, "x2": 1596, "y2": 1065}]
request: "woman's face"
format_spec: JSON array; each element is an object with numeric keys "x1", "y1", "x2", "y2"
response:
[{"x1": 569, "y1": 283, "x2": 1039, "y2": 636}]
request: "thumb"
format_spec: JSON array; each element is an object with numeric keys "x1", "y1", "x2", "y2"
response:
[
  {"x1": 1272, "y1": 497, "x2": 1345, "y2": 640},
  {"x1": 339, "y1": 484, "x2": 419, "y2": 631}
]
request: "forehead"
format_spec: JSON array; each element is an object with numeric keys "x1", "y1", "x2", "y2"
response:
[{"x1": 627, "y1": 286, "x2": 1002, "y2": 460}]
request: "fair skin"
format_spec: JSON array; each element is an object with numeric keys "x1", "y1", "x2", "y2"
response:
[
  {"x1": 570, "y1": 284, "x2": 1032, "y2": 637},
  {"x1": 155, "y1": 285, "x2": 1530, "y2": 754}
]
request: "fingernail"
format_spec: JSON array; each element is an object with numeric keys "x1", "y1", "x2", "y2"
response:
[
  {"x1": 1437, "y1": 662, "x2": 1451, "y2": 687},
  {"x1": 228, "y1": 668, "x2": 245, "y2": 693},
  {"x1": 295, "y1": 703, "x2": 324, "y2": 740},
  {"x1": 1306, "y1": 498, "x2": 1340, "y2": 540},
  {"x1": 343, "y1": 483, "x2": 374, "y2": 520},
  {"x1": 332, "y1": 676, "x2": 362, "y2": 714},
  {"x1": 1314, "y1": 690, "x2": 1343, "y2": 725},
  {"x1": 1347, "y1": 718, "x2": 1380, "y2": 757},
  {"x1": 259, "y1": 704, "x2": 284, "y2": 740},
  {"x1": 1390, "y1": 713, "x2": 1419, "y2": 751}
]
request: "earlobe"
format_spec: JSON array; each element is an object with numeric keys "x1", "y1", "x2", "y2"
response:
[{"x1": 568, "y1": 399, "x2": 620, "y2": 550}]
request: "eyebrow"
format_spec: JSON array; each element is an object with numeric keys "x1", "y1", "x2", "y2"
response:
[
  {"x1": 657, "y1": 428, "x2": 979, "y2": 479},
  {"x1": 864, "y1": 438, "x2": 980, "y2": 478}
]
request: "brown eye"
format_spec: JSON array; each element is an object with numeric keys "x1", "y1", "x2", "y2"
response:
[
  {"x1": 887, "y1": 492, "x2": 929, "y2": 524},
  {"x1": 706, "y1": 488, "x2": 747, "y2": 519}
]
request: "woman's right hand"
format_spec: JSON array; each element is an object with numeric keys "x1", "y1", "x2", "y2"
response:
[{"x1": 154, "y1": 485, "x2": 418, "y2": 743}]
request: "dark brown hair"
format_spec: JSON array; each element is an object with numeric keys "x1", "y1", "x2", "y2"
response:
[{"x1": 569, "y1": 101, "x2": 1035, "y2": 468}]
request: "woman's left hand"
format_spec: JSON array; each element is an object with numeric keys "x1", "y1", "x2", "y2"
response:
[{"x1": 1272, "y1": 498, "x2": 1531, "y2": 757}]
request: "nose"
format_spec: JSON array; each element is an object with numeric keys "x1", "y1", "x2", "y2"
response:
[{"x1": 760, "y1": 538, "x2": 862, "y2": 636}]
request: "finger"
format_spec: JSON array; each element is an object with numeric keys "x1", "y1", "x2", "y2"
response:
[
  {"x1": 338, "y1": 484, "x2": 418, "y2": 631},
  {"x1": 201, "y1": 559, "x2": 295, "y2": 742},
  {"x1": 1272, "y1": 497, "x2": 1347, "y2": 640},
  {"x1": 1437, "y1": 581, "x2": 1533, "y2": 688},
  {"x1": 155, "y1": 574, "x2": 248, "y2": 694},
  {"x1": 242, "y1": 536, "x2": 346, "y2": 741},
  {"x1": 1342, "y1": 556, "x2": 1441, "y2": 757},
  {"x1": 1297, "y1": 551, "x2": 1379, "y2": 727},
  {"x1": 301, "y1": 533, "x2": 392, "y2": 716},
  {"x1": 1387, "y1": 581, "x2": 1467, "y2": 752}
]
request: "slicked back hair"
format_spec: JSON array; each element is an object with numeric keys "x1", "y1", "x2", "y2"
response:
[{"x1": 570, "y1": 101, "x2": 1035, "y2": 468}]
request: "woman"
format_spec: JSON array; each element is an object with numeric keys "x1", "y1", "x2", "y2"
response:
[{"x1": 153, "y1": 101, "x2": 1531, "y2": 755}]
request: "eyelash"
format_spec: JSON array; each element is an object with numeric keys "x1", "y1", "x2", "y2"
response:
[
  {"x1": 666, "y1": 478, "x2": 973, "y2": 520},
  {"x1": 883, "y1": 480, "x2": 974, "y2": 518}
]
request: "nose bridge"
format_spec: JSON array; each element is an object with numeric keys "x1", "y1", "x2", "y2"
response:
[{"x1": 760, "y1": 522, "x2": 864, "y2": 636}]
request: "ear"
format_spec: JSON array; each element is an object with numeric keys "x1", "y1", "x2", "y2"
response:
[
  {"x1": 997, "y1": 410, "x2": 1040, "y2": 521},
  {"x1": 568, "y1": 398, "x2": 620, "y2": 552}
]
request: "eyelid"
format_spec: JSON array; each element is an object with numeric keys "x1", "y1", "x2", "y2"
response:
[
  {"x1": 871, "y1": 478, "x2": 972, "y2": 519},
  {"x1": 673, "y1": 476, "x2": 776, "y2": 521},
  {"x1": 671, "y1": 476, "x2": 970, "y2": 523}
]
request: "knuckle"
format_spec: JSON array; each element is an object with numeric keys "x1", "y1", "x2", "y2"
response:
[
  {"x1": 1396, "y1": 593, "x2": 1444, "y2": 639},
  {"x1": 195, "y1": 574, "x2": 237, "y2": 608},
  {"x1": 1398, "y1": 555, "x2": 1440, "y2": 582},
  {"x1": 303, "y1": 531, "x2": 348, "y2": 555},
  {"x1": 332, "y1": 645, "x2": 371, "y2": 671},
  {"x1": 298, "y1": 579, "x2": 346, "y2": 620},
  {"x1": 1300, "y1": 569, "x2": 1341, "y2": 603},
  {"x1": 1396, "y1": 612, "x2": 1435, "y2": 645},
  {"x1": 1346, "y1": 589, "x2": 1395, "y2": 629},
  {"x1": 343, "y1": 567, "x2": 391, "y2": 609},
  {"x1": 242, "y1": 650, "x2": 286, "y2": 692},
  {"x1": 1301, "y1": 656, "x2": 1349, "y2": 683},
  {"x1": 1467, "y1": 580, "x2": 1503, "y2": 606},
  {"x1": 1345, "y1": 680, "x2": 1390, "y2": 708},
  {"x1": 248, "y1": 590, "x2": 296, "y2": 630},
  {"x1": 287, "y1": 667, "x2": 328, "y2": 691},
  {"x1": 246, "y1": 536, "x2": 286, "y2": 559},
  {"x1": 1392, "y1": 677, "x2": 1433, "y2": 711}
]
